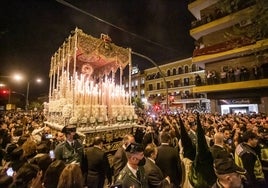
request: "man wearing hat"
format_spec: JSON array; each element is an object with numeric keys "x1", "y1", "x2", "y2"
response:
[
  {"x1": 54, "y1": 124, "x2": 84, "y2": 165},
  {"x1": 114, "y1": 142, "x2": 148, "y2": 188},
  {"x1": 212, "y1": 157, "x2": 246, "y2": 188}
]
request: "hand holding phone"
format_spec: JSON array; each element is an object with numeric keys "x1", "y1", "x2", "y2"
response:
[
  {"x1": 6, "y1": 167, "x2": 14, "y2": 176},
  {"x1": 49, "y1": 150, "x2": 55, "y2": 159}
]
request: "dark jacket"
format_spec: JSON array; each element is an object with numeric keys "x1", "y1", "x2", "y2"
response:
[
  {"x1": 210, "y1": 144, "x2": 233, "y2": 160},
  {"x1": 84, "y1": 146, "x2": 112, "y2": 188},
  {"x1": 144, "y1": 158, "x2": 172, "y2": 188},
  {"x1": 155, "y1": 144, "x2": 182, "y2": 187},
  {"x1": 112, "y1": 146, "x2": 127, "y2": 182}
]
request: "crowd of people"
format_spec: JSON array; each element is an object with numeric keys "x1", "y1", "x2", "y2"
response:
[{"x1": 0, "y1": 110, "x2": 268, "y2": 188}]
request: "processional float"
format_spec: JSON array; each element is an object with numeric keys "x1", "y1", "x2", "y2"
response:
[{"x1": 45, "y1": 28, "x2": 138, "y2": 150}]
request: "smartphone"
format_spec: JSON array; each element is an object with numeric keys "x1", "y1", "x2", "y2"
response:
[
  {"x1": 49, "y1": 150, "x2": 55, "y2": 159},
  {"x1": 46, "y1": 134, "x2": 53, "y2": 139},
  {"x1": 110, "y1": 185, "x2": 122, "y2": 188},
  {"x1": 6, "y1": 167, "x2": 14, "y2": 176}
]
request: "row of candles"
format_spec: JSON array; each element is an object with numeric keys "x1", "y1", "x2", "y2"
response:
[{"x1": 50, "y1": 71, "x2": 130, "y2": 109}]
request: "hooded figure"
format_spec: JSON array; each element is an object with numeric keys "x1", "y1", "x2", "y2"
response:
[{"x1": 180, "y1": 113, "x2": 217, "y2": 188}]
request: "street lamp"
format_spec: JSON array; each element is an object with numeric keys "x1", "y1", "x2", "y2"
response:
[
  {"x1": 25, "y1": 78, "x2": 42, "y2": 111},
  {"x1": 0, "y1": 74, "x2": 23, "y2": 106}
]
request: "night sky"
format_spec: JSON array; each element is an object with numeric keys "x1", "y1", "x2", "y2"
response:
[{"x1": 0, "y1": 0, "x2": 195, "y2": 97}]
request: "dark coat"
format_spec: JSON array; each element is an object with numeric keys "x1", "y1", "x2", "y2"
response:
[
  {"x1": 210, "y1": 144, "x2": 233, "y2": 160},
  {"x1": 112, "y1": 146, "x2": 127, "y2": 182},
  {"x1": 84, "y1": 146, "x2": 112, "y2": 188},
  {"x1": 115, "y1": 165, "x2": 149, "y2": 188},
  {"x1": 144, "y1": 158, "x2": 172, "y2": 188},
  {"x1": 155, "y1": 144, "x2": 182, "y2": 187}
]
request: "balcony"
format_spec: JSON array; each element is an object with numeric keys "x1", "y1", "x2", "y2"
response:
[
  {"x1": 192, "y1": 38, "x2": 268, "y2": 64},
  {"x1": 193, "y1": 78, "x2": 268, "y2": 93},
  {"x1": 190, "y1": 5, "x2": 256, "y2": 40},
  {"x1": 188, "y1": 0, "x2": 219, "y2": 20}
]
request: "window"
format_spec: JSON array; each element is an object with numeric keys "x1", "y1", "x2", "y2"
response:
[
  {"x1": 149, "y1": 84, "x2": 153, "y2": 91},
  {"x1": 157, "y1": 83, "x2": 161, "y2": 90},
  {"x1": 184, "y1": 78, "x2": 189, "y2": 86},
  {"x1": 167, "y1": 70, "x2": 171, "y2": 76},
  {"x1": 173, "y1": 68, "x2": 176, "y2": 75},
  {"x1": 178, "y1": 67, "x2": 183, "y2": 74},
  {"x1": 141, "y1": 77, "x2": 145, "y2": 84},
  {"x1": 192, "y1": 64, "x2": 196, "y2": 72},
  {"x1": 174, "y1": 79, "x2": 181, "y2": 87},
  {"x1": 185, "y1": 66, "x2": 189, "y2": 73}
]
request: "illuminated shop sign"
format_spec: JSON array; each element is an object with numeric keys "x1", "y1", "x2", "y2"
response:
[{"x1": 218, "y1": 98, "x2": 260, "y2": 105}]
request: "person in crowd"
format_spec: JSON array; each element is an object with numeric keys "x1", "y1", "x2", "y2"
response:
[
  {"x1": 115, "y1": 142, "x2": 148, "y2": 188},
  {"x1": 235, "y1": 130, "x2": 266, "y2": 187},
  {"x1": 0, "y1": 122, "x2": 11, "y2": 149},
  {"x1": 188, "y1": 120, "x2": 197, "y2": 147},
  {"x1": 21, "y1": 138, "x2": 38, "y2": 162},
  {"x1": 9, "y1": 163, "x2": 43, "y2": 188},
  {"x1": 31, "y1": 121, "x2": 46, "y2": 144},
  {"x1": 212, "y1": 157, "x2": 247, "y2": 188},
  {"x1": 54, "y1": 131, "x2": 65, "y2": 146},
  {"x1": 0, "y1": 174, "x2": 13, "y2": 188},
  {"x1": 228, "y1": 67, "x2": 235, "y2": 82},
  {"x1": 30, "y1": 153, "x2": 52, "y2": 181},
  {"x1": 43, "y1": 160, "x2": 66, "y2": 188},
  {"x1": 84, "y1": 136, "x2": 112, "y2": 188},
  {"x1": 234, "y1": 67, "x2": 241, "y2": 82},
  {"x1": 178, "y1": 115, "x2": 195, "y2": 188},
  {"x1": 194, "y1": 73, "x2": 202, "y2": 86},
  {"x1": 210, "y1": 132, "x2": 233, "y2": 160},
  {"x1": 57, "y1": 163, "x2": 84, "y2": 188},
  {"x1": 252, "y1": 65, "x2": 261, "y2": 79},
  {"x1": 54, "y1": 124, "x2": 84, "y2": 165},
  {"x1": 143, "y1": 143, "x2": 172, "y2": 188},
  {"x1": 222, "y1": 128, "x2": 235, "y2": 154},
  {"x1": 220, "y1": 69, "x2": 227, "y2": 83},
  {"x1": 5, "y1": 145, "x2": 25, "y2": 174},
  {"x1": 112, "y1": 134, "x2": 135, "y2": 182},
  {"x1": 184, "y1": 113, "x2": 216, "y2": 188},
  {"x1": 142, "y1": 125, "x2": 159, "y2": 148},
  {"x1": 155, "y1": 131, "x2": 182, "y2": 188}
]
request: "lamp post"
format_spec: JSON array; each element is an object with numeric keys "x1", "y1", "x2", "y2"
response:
[
  {"x1": 26, "y1": 81, "x2": 30, "y2": 111},
  {"x1": 131, "y1": 51, "x2": 169, "y2": 111},
  {"x1": 25, "y1": 78, "x2": 42, "y2": 111}
]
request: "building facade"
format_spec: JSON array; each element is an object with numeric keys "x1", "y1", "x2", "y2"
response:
[
  {"x1": 188, "y1": 0, "x2": 268, "y2": 114},
  {"x1": 124, "y1": 58, "x2": 208, "y2": 112}
]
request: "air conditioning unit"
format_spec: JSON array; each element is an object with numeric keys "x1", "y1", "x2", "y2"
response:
[{"x1": 239, "y1": 19, "x2": 252, "y2": 27}]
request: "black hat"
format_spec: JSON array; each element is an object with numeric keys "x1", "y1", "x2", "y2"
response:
[
  {"x1": 214, "y1": 158, "x2": 246, "y2": 175},
  {"x1": 242, "y1": 131, "x2": 258, "y2": 142},
  {"x1": 62, "y1": 124, "x2": 76, "y2": 134},
  {"x1": 125, "y1": 143, "x2": 144, "y2": 153}
]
